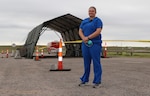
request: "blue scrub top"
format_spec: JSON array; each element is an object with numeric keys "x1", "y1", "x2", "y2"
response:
[{"x1": 80, "y1": 17, "x2": 103, "y2": 43}]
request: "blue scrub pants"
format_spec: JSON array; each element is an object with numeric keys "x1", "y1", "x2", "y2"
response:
[{"x1": 80, "y1": 42, "x2": 102, "y2": 84}]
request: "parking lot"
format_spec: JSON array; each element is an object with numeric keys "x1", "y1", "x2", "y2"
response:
[{"x1": 0, "y1": 55, "x2": 150, "y2": 96}]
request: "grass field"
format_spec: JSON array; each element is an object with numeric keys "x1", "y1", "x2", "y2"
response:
[
  {"x1": 0, "y1": 45, "x2": 150, "y2": 58},
  {"x1": 107, "y1": 52, "x2": 150, "y2": 58},
  {"x1": 103, "y1": 46, "x2": 150, "y2": 58},
  {"x1": 0, "y1": 45, "x2": 47, "y2": 54}
]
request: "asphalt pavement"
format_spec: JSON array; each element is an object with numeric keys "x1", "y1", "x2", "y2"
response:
[{"x1": 0, "y1": 55, "x2": 150, "y2": 96}]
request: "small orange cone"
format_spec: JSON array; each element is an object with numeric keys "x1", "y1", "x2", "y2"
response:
[
  {"x1": 1, "y1": 50, "x2": 4, "y2": 58},
  {"x1": 50, "y1": 39, "x2": 71, "y2": 71},
  {"x1": 35, "y1": 47, "x2": 40, "y2": 61},
  {"x1": 41, "y1": 49, "x2": 44, "y2": 58},
  {"x1": 104, "y1": 42, "x2": 107, "y2": 58},
  {"x1": 6, "y1": 49, "x2": 9, "y2": 58}
]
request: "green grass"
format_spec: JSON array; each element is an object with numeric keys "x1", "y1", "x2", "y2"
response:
[
  {"x1": 1, "y1": 46, "x2": 150, "y2": 58},
  {"x1": 0, "y1": 45, "x2": 47, "y2": 53},
  {"x1": 107, "y1": 52, "x2": 150, "y2": 58}
]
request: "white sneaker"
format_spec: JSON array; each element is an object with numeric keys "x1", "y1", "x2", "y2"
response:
[
  {"x1": 78, "y1": 82, "x2": 88, "y2": 86},
  {"x1": 93, "y1": 83, "x2": 101, "y2": 88}
]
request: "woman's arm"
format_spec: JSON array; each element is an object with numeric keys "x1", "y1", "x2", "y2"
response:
[
  {"x1": 79, "y1": 28, "x2": 89, "y2": 43},
  {"x1": 87, "y1": 28, "x2": 102, "y2": 39}
]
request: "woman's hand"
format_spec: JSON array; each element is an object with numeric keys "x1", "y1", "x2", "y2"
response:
[{"x1": 82, "y1": 37, "x2": 89, "y2": 43}]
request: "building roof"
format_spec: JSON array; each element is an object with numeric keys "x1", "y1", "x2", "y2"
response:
[{"x1": 43, "y1": 13, "x2": 82, "y2": 33}]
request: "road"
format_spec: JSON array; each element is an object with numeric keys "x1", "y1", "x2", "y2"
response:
[{"x1": 0, "y1": 55, "x2": 150, "y2": 96}]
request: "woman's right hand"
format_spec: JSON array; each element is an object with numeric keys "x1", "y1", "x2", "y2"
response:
[{"x1": 82, "y1": 37, "x2": 89, "y2": 43}]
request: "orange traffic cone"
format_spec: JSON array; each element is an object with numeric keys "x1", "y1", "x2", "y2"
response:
[
  {"x1": 50, "y1": 39, "x2": 71, "y2": 71},
  {"x1": 40, "y1": 49, "x2": 44, "y2": 58},
  {"x1": 104, "y1": 42, "x2": 107, "y2": 58},
  {"x1": 1, "y1": 50, "x2": 4, "y2": 58},
  {"x1": 6, "y1": 49, "x2": 9, "y2": 58},
  {"x1": 35, "y1": 47, "x2": 40, "y2": 61},
  {"x1": 58, "y1": 39, "x2": 63, "y2": 70}
]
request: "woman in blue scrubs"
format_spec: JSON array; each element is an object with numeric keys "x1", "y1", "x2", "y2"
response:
[{"x1": 79, "y1": 6, "x2": 103, "y2": 88}]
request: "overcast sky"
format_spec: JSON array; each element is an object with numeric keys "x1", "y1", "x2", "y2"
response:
[{"x1": 0, "y1": 0, "x2": 150, "y2": 46}]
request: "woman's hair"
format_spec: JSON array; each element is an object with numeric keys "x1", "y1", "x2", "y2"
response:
[{"x1": 89, "y1": 6, "x2": 97, "y2": 13}]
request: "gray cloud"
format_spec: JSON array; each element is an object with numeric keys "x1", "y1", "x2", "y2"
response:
[{"x1": 0, "y1": 0, "x2": 150, "y2": 46}]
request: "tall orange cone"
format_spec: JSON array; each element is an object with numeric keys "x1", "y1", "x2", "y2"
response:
[
  {"x1": 50, "y1": 39, "x2": 71, "y2": 71},
  {"x1": 35, "y1": 47, "x2": 40, "y2": 61},
  {"x1": 58, "y1": 39, "x2": 63, "y2": 70}
]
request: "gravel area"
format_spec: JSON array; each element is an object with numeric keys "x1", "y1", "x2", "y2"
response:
[{"x1": 0, "y1": 55, "x2": 150, "y2": 96}]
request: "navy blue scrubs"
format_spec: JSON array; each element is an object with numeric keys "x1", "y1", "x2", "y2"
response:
[{"x1": 80, "y1": 17, "x2": 103, "y2": 84}]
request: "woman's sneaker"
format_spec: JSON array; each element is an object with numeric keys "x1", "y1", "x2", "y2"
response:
[
  {"x1": 93, "y1": 83, "x2": 101, "y2": 88},
  {"x1": 78, "y1": 82, "x2": 88, "y2": 86}
]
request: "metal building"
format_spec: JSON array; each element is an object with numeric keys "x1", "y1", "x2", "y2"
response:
[{"x1": 21, "y1": 14, "x2": 82, "y2": 58}]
